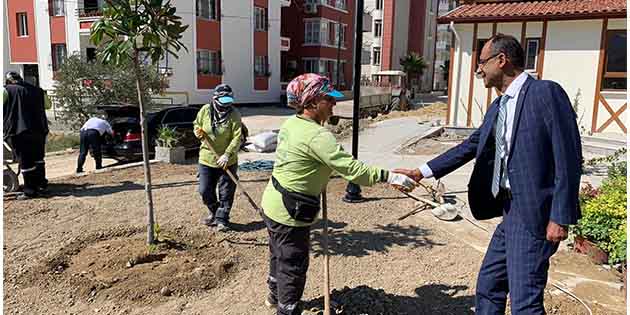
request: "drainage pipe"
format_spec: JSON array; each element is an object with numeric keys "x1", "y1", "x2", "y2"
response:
[{"x1": 449, "y1": 21, "x2": 463, "y2": 127}]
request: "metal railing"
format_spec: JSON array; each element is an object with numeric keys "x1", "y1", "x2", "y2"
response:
[{"x1": 76, "y1": 7, "x2": 103, "y2": 18}]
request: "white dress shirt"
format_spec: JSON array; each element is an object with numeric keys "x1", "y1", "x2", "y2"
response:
[
  {"x1": 420, "y1": 72, "x2": 531, "y2": 190},
  {"x1": 81, "y1": 117, "x2": 113, "y2": 136}
]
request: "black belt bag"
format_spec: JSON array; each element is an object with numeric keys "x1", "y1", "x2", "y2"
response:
[{"x1": 272, "y1": 176, "x2": 320, "y2": 223}]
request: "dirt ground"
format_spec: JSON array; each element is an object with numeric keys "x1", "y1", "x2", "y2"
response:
[
  {"x1": 3, "y1": 163, "x2": 620, "y2": 314},
  {"x1": 329, "y1": 102, "x2": 448, "y2": 141}
]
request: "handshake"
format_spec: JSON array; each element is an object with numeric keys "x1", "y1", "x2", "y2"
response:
[{"x1": 386, "y1": 168, "x2": 424, "y2": 192}]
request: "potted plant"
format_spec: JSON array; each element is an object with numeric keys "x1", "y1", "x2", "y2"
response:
[
  {"x1": 155, "y1": 126, "x2": 185, "y2": 164},
  {"x1": 573, "y1": 162, "x2": 627, "y2": 265}
]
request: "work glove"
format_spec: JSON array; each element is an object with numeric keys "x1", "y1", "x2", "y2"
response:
[
  {"x1": 217, "y1": 154, "x2": 229, "y2": 169},
  {"x1": 194, "y1": 127, "x2": 205, "y2": 139},
  {"x1": 387, "y1": 172, "x2": 418, "y2": 192}
]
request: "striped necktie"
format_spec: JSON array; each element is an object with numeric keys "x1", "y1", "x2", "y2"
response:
[{"x1": 491, "y1": 95, "x2": 510, "y2": 197}]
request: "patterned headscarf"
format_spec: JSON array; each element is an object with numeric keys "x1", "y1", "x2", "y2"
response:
[
  {"x1": 209, "y1": 84, "x2": 234, "y2": 134},
  {"x1": 286, "y1": 73, "x2": 340, "y2": 109}
]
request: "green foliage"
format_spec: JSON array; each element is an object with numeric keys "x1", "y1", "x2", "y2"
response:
[
  {"x1": 156, "y1": 126, "x2": 179, "y2": 148},
  {"x1": 53, "y1": 54, "x2": 162, "y2": 130},
  {"x1": 574, "y1": 170, "x2": 627, "y2": 264},
  {"x1": 399, "y1": 53, "x2": 428, "y2": 88},
  {"x1": 46, "y1": 132, "x2": 81, "y2": 152},
  {"x1": 586, "y1": 147, "x2": 627, "y2": 166},
  {"x1": 90, "y1": 0, "x2": 189, "y2": 67}
]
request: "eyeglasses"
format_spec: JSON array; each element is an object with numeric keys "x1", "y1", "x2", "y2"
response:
[{"x1": 477, "y1": 52, "x2": 502, "y2": 69}]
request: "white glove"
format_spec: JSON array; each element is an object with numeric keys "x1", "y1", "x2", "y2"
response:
[
  {"x1": 387, "y1": 172, "x2": 418, "y2": 192},
  {"x1": 217, "y1": 154, "x2": 229, "y2": 169}
]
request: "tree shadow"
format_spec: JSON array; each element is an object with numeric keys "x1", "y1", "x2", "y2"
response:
[
  {"x1": 310, "y1": 222, "x2": 444, "y2": 258},
  {"x1": 228, "y1": 220, "x2": 266, "y2": 233},
  {"x1": 40, "y1": 179, "x2": 199, "y2": 198},
  {"x1": 302, "y1": 284, "x2": 474, "y2": 315}
]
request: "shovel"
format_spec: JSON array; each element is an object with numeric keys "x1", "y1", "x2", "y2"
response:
[{"x1": 200, "y1": 132, "x2": 263, "y2": 216}]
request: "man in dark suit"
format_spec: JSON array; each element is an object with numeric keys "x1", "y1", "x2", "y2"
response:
[{"x1": 396, "y1": 34, "x2": 582, "y2": 314}]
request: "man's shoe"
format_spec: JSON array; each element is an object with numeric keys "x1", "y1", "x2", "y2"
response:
[
  {"x1": 201, "y1": 214, "x2": 217, "y2": 226},
  {"x1": 216, "y1": 223, "x2": 229, "y2": 232},
  {"x1": 16, "y1": 193, "x2": 35, "y2": 201}
]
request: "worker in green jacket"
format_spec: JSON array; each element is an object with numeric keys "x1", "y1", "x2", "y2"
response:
[
  {"x1": 261, "y1": 74, "x2": 418, "y2": 315},
  {"x1": 193, "y1": 84, "x2": 242, "y2": 232}
]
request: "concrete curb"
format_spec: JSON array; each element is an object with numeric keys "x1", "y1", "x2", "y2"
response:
[
  {"x1": 45, "y1": 148, "x2": 77, "y2": 157},
  {"x1": 395, "y1": 126, "x2": 444, "y2": 153}
]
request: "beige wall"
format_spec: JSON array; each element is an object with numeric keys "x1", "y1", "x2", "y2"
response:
[{"x1": 447, "y1": 18, "x2": 627, "y2": 137}]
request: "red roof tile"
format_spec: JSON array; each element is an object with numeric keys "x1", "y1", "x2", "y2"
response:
[{"x1": 438, "y1": 0, "x2": 627, "y2": 23}]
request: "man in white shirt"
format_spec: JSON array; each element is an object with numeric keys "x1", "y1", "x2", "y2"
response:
[{"x1": 76, "y1": 117, "x2": 113, "y2": 173}]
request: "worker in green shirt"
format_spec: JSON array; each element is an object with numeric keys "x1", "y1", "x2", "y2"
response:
[
  {"x1": 261, "y1": 74, "x2": 417, "y2": 315},
  {"x1": 193, "y1": 84, "x2": 242, "y2": 232}
]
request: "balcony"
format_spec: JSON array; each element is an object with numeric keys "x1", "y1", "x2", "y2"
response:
[
  {"x1": 281, "y1": 37, "x2": 291, "y2": 51},
  {"x1": 76, "y1": 7, "x2": 103, "y2": 20}
]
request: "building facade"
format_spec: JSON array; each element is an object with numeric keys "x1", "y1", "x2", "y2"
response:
[
  {"x1": 360, "y1": 0, "x2": 439, "y2": 92},
  {"x1": 440, "y1": 0, "x2": 627, "y2": 137},
  {"x1": 3, "y1": 0, "x2": 287, "y2": 105},
  {"x1": 280, "y1": 0, "x2": 355, "y2": 90}
]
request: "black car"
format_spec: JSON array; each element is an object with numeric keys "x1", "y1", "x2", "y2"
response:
[{"x1": 98, "y1": 105, "x2": 201, "y2": 161}]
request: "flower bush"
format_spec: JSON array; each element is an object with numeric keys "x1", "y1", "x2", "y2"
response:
[{"x1": 574, "y1": 162, "x2": 627, "y2": 265}]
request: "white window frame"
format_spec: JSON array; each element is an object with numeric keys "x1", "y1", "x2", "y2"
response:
[
  {"x1": 254, "y1": 7, "x2": 267, "y2": 31},
  {"x1": 374, "y1": 19, "x2": 382, "y2": 38},
  {"x1": 372, "y1": 47, "x2": 381, "y2": 66},
  {"x1": 197, "y1": 50, "x2": 222, "y2": 75},
  {"x1": 524, "y1": 38, "x2": 540, "y2": 71},
  {"x1": 304, "y1": 20, "x2": 321, "y2": 44},
  {"x1": 304, "y1": 18, "x2": 346, "y2": 48},
  {"x1": 52, "y1": 44, "x2": 67, "y2": 71},
  {"x1": 51, "y1": 0, "x2": 65, "y2": 16},
  {"x1": 375, "y1": 0, "x2": 383, "y2": 10},
  {"x1": 254, "y1": 55, "x2": 269, "y2": 76},
  {"x1": 196, "y1": 0, "x2": 218, "y2": 20},
  {"x1": 17, "y1": 12, "x2": 28, "y2": 37}
]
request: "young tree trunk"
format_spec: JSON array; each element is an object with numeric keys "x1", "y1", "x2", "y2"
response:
[{"x1": 133, "y1": 51, "x2": 156, "y2": 245}]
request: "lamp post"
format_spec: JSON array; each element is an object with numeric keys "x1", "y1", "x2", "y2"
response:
[{"x1": 343, "y1": 0, "x2": 365, "y2": 203}]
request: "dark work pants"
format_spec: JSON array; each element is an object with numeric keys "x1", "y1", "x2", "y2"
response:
[
  {"x1": 76, "y1": 129, "x2": 103, "y2": 172},
  {"x1": 198, "y1": 163, "x2": 237, "y2": 224},
  {"x1": 10, "y1": 131, "x2": 47, "y2": 196},
  {"x1": 475, "y1": 199, "x2": 559, "y2": 315},
  {"x1": 264, "y1": 213, "x2": 310, "y2": 315}
]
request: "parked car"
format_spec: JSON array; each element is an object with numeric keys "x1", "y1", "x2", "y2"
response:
[{"x1": 97, "y1": 105, "x2": 200, "y2": 161}]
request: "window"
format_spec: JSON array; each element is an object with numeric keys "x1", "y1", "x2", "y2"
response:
[
  {"x1": 374, "y1": 19, "x2": 382, "y2": 37},
  {"x1": 524, "y1": 38, "x2": 540, "y2": 71},
  {"x1": 254, "y1": 55, "x2": 269, "y2": 76},
  {"x1": 318, "y1": 60, "x2": 327, "y2": 75},
  {"x1": 372, "y1": 47, "x2": 381, "y2": 65},
  {"x1": 52, "y1": 44, "x2": 67, "y2": 71},
  {"x1": 326, "y1": 0, "x2": 334, "y2": 6},
  {"x1": 320, "y1": 21, "x2": 329, "y2": 45},
  {"x1": 197, "y1": 50, "x2": 222, "y2": 75},
  {"x1": 361, "y1": 48, "x2": 371, "y2": 64},
  {"x1": 86, "y1": 48, "x2": 97, "y2": 62},
  {"x1": 602, "y1": 30, "x2": 627, "y2": 90},
  {"x1": 305, "y1": 20, "x2": 321, "y2": 44},
  {"x1": 331, "y1": 61, "x2": 345, "y2": 85},
  {"x1": 375, "y1": 0, "x2": 383, "y2": 10},
  {"x1": 17, "y1": 13, "x2": 28, "y2": 37},
  {"x1": 254, "y1": 7, "x2": 268, "y2": 31},
  {"x1": 333, "y1": 23, "x2": 346, "y2": 47},
  {"x1": 335, "y1": 0, "x2": 347, "y2": 10},
  {"x1": 304, "y1": 59, "x2": 318, "y2": 73},
  {"x1": 51, "y1": 0, "x2": 65, "y2": 16},
  {"x1": 196, "y1": 0, "x2": 218, "y2": 20}
]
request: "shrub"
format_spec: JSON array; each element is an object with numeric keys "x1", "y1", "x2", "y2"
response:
[
  {"x1": 574, "y1": 171, "x2": 627, "y2": 265},
  {"x1": 155, "y1": 126, "x2": 179, "y2": 148}
]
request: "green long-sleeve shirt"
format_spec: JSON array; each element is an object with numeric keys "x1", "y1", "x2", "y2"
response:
[
  {"x1": 193, "y1": 104, "x2": 242, "y2": 168},
  {"x1": 261, "y1": 115, "x2": 387, "y2": 227}
]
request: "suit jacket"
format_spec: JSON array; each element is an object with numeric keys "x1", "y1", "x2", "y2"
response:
[{"x1": 428, "y1": 76, "x2": 582, "y2": 237}]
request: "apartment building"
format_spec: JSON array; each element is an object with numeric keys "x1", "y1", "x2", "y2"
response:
[
  {"x1": 361, "y1": 0, "x2": 439, "y2": 92},
  {"x1": 3, "y1": 0, "x2": 287, "y2": 105},
  {"x1": 280, "y1": 0, "x2": 354, "y2": 90}
]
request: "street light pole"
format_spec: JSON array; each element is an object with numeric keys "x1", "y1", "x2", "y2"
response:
[{"x1": 343, "y1": 0, "x2": 364, "y2": 203}]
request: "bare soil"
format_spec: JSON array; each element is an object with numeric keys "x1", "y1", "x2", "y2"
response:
[{"x1": 3, "y1": 163, "x2": 620, "y2": 314}]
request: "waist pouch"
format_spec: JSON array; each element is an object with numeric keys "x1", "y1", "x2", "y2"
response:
[{"x1": 272, "y1": 176, "x2": 320, "y2": 223}]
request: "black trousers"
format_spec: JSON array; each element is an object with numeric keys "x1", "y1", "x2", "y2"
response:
[
  {"x1": 264, "y1": 213, "x2": 311, "y2": 315},
  {"x1": 10, "y1": 131, "x2": 47, "y2": 196},
  {"x1": 76, "y1": 129, "x2": 103, "y2": 172},
  {"x1": 198, "y1": 163, "x2": 237, "y2": 224}
]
